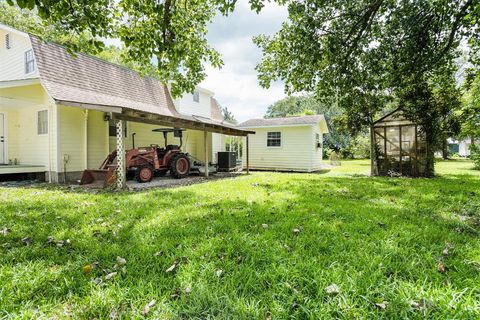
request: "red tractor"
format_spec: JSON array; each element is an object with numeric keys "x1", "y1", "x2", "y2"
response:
[{"x1": 80, "y1": 128, "x2": 191, "y2": 187}]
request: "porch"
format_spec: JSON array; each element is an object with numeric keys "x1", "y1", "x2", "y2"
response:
[{"x1": 0, "y1": 164, "x2": 46, "y2": 174}]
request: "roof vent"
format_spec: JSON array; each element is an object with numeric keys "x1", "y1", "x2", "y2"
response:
[{"x1": 5, "y1": 34, "x2": 11, "y2": 50}]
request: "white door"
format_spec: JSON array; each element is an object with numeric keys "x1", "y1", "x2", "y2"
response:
[{"x1": 0, "y1": 113, "x2": 5, "y2": 164}]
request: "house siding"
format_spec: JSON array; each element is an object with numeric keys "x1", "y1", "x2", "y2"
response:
[
  {"x1": 311, "y1": 125, "x2": 324, "y2": 170},
  {"x1": 211, "y1": 133, "x2": 226, "y2": 163},
  {"x1": 87, "y1": 110, "x2": 109, "y2": 169},
  {"x1": 59, "y1": 105, "x2": 86, "y2": 173},
  {"x1": 0, "y1": 84, "x2": 56, "y2": 173},
  {"x1": 174, "y1": 90, "x2": 212, "y2": 118},
  {"x1": 243, "y1": 125, "x2": 320, "y2": 172},
  {"x1": 0, "y1": 29, "x2": 39, "y2": 81}
]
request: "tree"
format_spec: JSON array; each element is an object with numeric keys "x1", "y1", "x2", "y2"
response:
[
  {"x1": 221, "y1": 106, "x2": 237, "y2": 124},
  {"x1": 4, "y1": 0, "x2": 274, "y2": 97},
  {"x1": 264, "y1": 95, "x2": 355, "y2": 156},
  {"x1": 460, "y1": 69, "x2": 480, "y2": 141},
  {"x1": 0, "y1": 1, "x2": 159, "y2": 77},
  {"x1": 254, "y1": 0, "x2": 479, "y2": 176}
]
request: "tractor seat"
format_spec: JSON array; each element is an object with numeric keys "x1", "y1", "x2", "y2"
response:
[
  {"x1": 156, "y1": 147, "x2": 167, "y2": 156},
  {"x1": 166, "y1": 145, "x2": 179, "y2": 151}
]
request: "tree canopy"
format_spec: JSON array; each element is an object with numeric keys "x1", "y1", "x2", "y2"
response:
[
  {"x1": 255, "y1": 0, "x2": 478, "y2": 175},
  {"x1": 3, "y1": 0, "x2": 273, "y2": 97}
]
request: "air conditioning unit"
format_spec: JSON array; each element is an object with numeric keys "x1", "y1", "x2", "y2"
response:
[{"x1": 217, "y1": 152, "x2": 237, "y2": 171}]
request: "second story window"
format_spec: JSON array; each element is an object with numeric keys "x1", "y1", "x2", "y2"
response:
[
  {"x1": 25, "y1": 49, "x2": 36, "y2": 74},
  {"x1": 5, "y1": 34, "x2": 11, "y2": 49},
  {"x1": 193, "y1": 90, "x2": 200, "y2": 102}
]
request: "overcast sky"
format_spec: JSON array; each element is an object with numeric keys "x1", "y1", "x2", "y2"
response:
[{"x1": 200, "y1": 0, "x2": 288, "y2": 122}]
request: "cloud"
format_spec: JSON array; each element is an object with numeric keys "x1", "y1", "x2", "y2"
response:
[{"x1": 201, "y1": 0, "x2": 288, "y2": 122}]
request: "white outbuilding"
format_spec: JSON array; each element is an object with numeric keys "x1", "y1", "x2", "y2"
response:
[{"x1": 238, "y1": 115, "x2": 329, "y2": 172}]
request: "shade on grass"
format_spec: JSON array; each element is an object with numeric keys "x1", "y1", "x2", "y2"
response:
[{"x1": 0, "y1": 160, "x2": 479, "y2": 318}]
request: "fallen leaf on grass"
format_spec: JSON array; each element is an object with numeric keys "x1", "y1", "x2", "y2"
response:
[
  {"x1": 375, "y1": 301, "x2": 388, "y2": 310},
  {"x1": 116, "y1": 256, "x2": 127, "y2": 265},
  {"x1": 0, "y1": 227, "x2": 10, "y2": 235},
  {"x1": 411, "y1": 298, "x2": 434, "y2": 310},
  {"x1": 109, "y1": 308, "x2": 119, "y2": 319},
  {"x1": 293, "y1": 228, "x2": 301, "y2": 235},
  {"x1": 105, "y1": 272, "x2": 117, "y2": 280},
  {"x1": 21, "y1": 237, "x2": 32, "y2": 246},
  {"x1": 142, "y1": 300, "x2": 156, "y2": 316},
  {"x1": 442, "y1": 247, "x2": 449, "y2": 256},
  {"x1": 325, "y1": 284, "x2": 340, "y2": 295},
  {"x1": 83, "y1": 264, "x2": 93, "y2": 274},
  {"x1": 437, "y1": 262, "x2": 446, "y2": 273},
  {"x1": 166, "y1": 262, "x2": 177, "y2": 273}
]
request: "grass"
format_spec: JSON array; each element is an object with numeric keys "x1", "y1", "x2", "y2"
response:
[{"x1": 0, "y1": 160, "x2": 479, "y2": 319}]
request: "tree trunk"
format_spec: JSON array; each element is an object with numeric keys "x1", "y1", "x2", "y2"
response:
[
  {"x1": 442, "y1": 138, "x2": 449, "y2": 160},
  {"x1": 425, "y1": 130, "x2": 435, "y2": 178},
  {"x1": 370, "y1": 124, "x2": 377, "y2": 176}
]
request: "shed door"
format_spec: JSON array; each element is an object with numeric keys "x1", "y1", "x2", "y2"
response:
[{"x1": 0, "y1": 113, "x2": 5, "y2": 164}]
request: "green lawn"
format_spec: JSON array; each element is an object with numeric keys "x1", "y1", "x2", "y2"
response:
[{"x1": 1, "y1": 160, "x2": 479, "y2": 319}]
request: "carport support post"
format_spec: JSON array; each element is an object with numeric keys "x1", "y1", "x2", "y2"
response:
[
  {"x1": 204, "y1": 130, "x2": 209, "y2": 178},
  {"x1": 246, "y1": 135, "x2": 250, "y2": 175},
  {"x1": 115, "y1": 119, "x2": 126, "y2": 189}
]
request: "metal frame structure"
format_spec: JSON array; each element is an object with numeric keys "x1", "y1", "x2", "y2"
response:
[{"x1": 372, "y1": 109, "x2": 427, "y2": 177}]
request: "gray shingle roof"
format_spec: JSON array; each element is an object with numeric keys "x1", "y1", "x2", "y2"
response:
[
  {"x1": 30, "y1": 35, "x2": 177, "y2": 117},
  {"x1": 238, "y1": 115, "x2": 325, "y2": 128},
  {"x1": 29, "y1": 35, "x2": 252, "y2": 135}
]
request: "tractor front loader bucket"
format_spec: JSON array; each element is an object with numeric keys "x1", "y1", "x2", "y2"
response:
[{"x1": 80, "y1": 169, "x2": 116, "y2": 188}]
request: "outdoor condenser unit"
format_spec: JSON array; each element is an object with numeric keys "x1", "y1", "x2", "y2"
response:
[{"x1": 217, "y1": 152, "x2": 237, "y2": 170}]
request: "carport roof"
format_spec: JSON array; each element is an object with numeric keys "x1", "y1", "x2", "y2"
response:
[{"x1": 29, "y1": 35, "x2": 253, "y2": 136}]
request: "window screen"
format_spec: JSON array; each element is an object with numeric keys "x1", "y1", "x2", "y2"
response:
[
  {"x1": 193, "y1": 90, "x2": 200, "y2": 102},
  {"x1": 38, "y1": 110, "x2": 48, "y2": 134},
  {"x1": 25, "y1": 49, "x2": 35, "y2": 74},
  {"x1": 267, "y1": 132, "x2": 281, "y2": 147}
]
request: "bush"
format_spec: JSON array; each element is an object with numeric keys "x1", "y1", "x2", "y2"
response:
[{"x1": 470, "y1": 144, "x2": 480, "y2": 170}]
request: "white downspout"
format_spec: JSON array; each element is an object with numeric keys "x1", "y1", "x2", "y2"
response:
[{"x1": 84, "y1": 110, "x2": 88, "y2": 170}]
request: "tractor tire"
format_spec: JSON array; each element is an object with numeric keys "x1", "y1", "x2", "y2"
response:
[
  {"x1": 170, "y1": 154, "x2": 191, "y2": 179},
  {"x1": 135, "y1": 165, "x2": 154, "y2": 183}
]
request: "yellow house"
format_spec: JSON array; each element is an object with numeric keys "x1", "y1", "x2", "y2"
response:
[
  {"x1": 0, "y1": 24, "x2": 251, "y2": 183},
  {"x1": 238, "y1": 116, "x2": 329, "y2": 172}
]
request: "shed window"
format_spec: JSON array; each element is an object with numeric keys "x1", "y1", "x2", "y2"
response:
[
  {"x1": 5, "y1": 34, "x2": 11, "y2": 49},
  {"x1": 37, "y1": 110, "x2": 48, "y2": 135},
  {"x1": 267, "y1": 132, "x2": 281, "y2": 147},
  {"x1": 193, "y1": 90, "x2": 200, "y2": 102},
  {"x1": 25, "y1": 49, "x2": 35, "y2": 74},
  {"x1": 109, "y1": 119, "x2": 127, "y2": 137}
]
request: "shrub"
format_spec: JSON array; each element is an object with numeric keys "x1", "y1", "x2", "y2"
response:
[{"x1": 470, "y1": 144, "x2": 480, "y2": 170}]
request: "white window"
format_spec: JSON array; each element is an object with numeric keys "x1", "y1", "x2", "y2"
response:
[
  {"x1": 267, "y1": 132, "x2": 281, "y2": 147},
  {"x1": 5, "y1": 34, "x2": 11, "y2": 50},
  {"x1": 193, "y1": 90, "x2": 200, "y2": 102},
  {"x1": 37, "y1": 110, "x2": 48, "y2": 135},
  {"x1": 25, "y1": 49, "x2": 36, "y2": 74}
]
